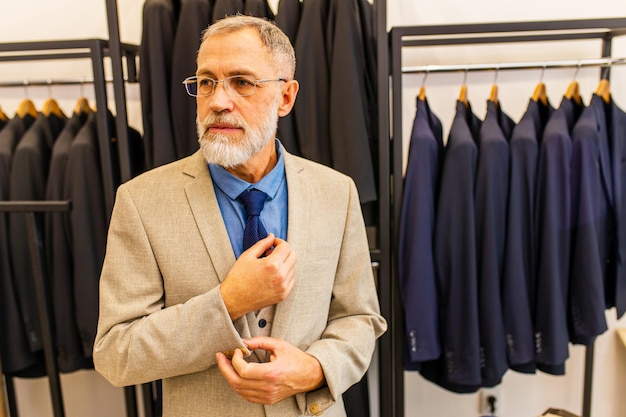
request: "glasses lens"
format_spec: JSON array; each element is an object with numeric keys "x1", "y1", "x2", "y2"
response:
[
  {"x1": 197, "y1": 77, "x2": 215, "y2": 96},
  {"x1": 225, "y1": 75, "x2": 256, "y2": 97}
]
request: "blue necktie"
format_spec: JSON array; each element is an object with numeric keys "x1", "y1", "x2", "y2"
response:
[{"x1": 237, "y1": 188, "x2": 269, "y2": 251}]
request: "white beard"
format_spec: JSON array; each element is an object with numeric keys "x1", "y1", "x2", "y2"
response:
[{"x1": 197, "y1": 99, "x2": 280, "y2": 169}]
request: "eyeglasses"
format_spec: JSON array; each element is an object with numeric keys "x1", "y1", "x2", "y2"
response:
[{"x1": 182, "y1": 75, "x2": 287, "y2": 97}]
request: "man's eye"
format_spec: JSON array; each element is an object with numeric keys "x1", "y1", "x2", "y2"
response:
[
  {"x1": 199, "y1": 78, "x2": 212, "y2": 87},
  {"x1": 233, "y1": 77, "x2": 254, "y2": 87}
]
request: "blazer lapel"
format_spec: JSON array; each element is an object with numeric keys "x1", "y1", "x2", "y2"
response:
[
  {"x1": 183, "y1": 152, "x2": 236, "y2": 282},
  {"x1": 270, "y1": 152, "x2": 311, "y2": 339}
]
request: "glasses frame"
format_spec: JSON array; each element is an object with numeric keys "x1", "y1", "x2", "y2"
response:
[{"x1": 182, "y1": 75, "x2": 287, "y2": 97}]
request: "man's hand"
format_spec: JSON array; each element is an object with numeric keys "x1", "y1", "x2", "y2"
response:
[
  {"x1": 220, "y1": 234, "x2": 296, "y2": 320},
  {"x1": 215, "y1": 336, "x2": 325, "y2": 405}
]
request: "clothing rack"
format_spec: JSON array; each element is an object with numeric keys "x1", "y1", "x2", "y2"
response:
[
  {"x1": 385, "y1": 17, "x2": 626, "y2": 417},
  {"x1": 0, "y1": 6, "x2": 141, "y2": 415},
  {"x1": 0, "y1": 38, "x2": 139, "y2": 217}
]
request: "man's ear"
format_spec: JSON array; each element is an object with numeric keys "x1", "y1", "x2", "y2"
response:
[{"x1": 278, "y1": 80, "x2": 299, "y2": 117}]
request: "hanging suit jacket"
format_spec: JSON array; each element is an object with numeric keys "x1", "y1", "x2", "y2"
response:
[
  {"x1": 534, "y1": 96, "x2": 584, "y2": 375},
  {"x1": 398, "y1": 97, "x2": 443, "y2": 368},
  {"x1": 0, "y1": 114, "x2": 46, "y2": 377},
  {"x1": 44, "y1": 111, "x2": 92, "y2": 372},
  {"x1": 212, "y1": 0, "x2": 243, "y2": 21},
  {"x1": 275, "y1": 0, "x2": 302, "y2": 156},
  {"x1": 170, "y1": 0, "x2": 213, "y2": 162},
  {"x1": 275, "y1": 0, "x2": 301, "y2": 45},
  {"x1": 474, "y1": 100, "x2": 514, "y2": 387},
  {"x1": 294, "y1": 0, "x2": 331, "y2": 168},
  {"x1": 9, "y1": 112, "x2": 66, "y2": 353},
  {"x1": 569, "y1": 94, "x2": 626, "y2": 344},
  {"x1": 421, "y1": 100, "x2": 482, "y2": 392},
  {"x1": 503, "y1": 98, "x2": 553, "y2": 373},
  {"x1": 63, "y1": 111, "x2": 122, "y2": 358},
  {"x1": 327, "y1": 0, "x2": 377, "y2": 204},
  {"x1": 93, "y1": 149, "x2": 387, "y2": 417},
  {"x1": 140, "y1": 0, "x2": 180, "y2": 168},
  {"x1": 244, "y1": 0, "x2": 273, "y2": 17}
]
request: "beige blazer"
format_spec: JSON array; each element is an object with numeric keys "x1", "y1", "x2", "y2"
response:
[{"x1": 93, "y1": 150, "x2": 387, "y2": 417}]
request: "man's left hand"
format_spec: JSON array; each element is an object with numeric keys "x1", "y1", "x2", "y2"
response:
[{"x1": 215, "y1": 336, "x2": 325, "y2": 405}]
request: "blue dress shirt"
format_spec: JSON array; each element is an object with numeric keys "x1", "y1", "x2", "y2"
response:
[{"x1": 208, "y1": 140, "x2": 288, "y2": 258}]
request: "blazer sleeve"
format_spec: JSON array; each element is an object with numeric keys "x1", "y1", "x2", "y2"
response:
[{"x1": 93, "y1": 183, "x2": 249, "y2": 387}]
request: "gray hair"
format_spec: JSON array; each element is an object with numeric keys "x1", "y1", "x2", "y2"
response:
[{"x1": 201, "y1": 15, "x2": 296, "y2": 79}]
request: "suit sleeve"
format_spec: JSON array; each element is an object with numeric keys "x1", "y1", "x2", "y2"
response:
[{"x1": 93, "y1": 184, "x2": 248, "y2": 387}]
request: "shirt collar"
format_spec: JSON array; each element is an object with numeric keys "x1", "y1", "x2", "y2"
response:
[{"x1": 208, "y1": 139, "x2": 285, "y2": 201}]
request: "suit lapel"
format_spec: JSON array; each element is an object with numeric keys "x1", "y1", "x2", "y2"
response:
[
  {"x1": 183, "y1": 152, "x2": 236, "y2": 282},
  {"x1": 270, "y1": 152, "x2": 310, "y2": 339}
]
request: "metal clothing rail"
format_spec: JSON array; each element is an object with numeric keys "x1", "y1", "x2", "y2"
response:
[
  {"x1": 387, "y1": 17, "x2": 626, "y2": 417},
  {"x1": 0, "y1": 38, "x2": 139, "y2": 218},
  {"x1": 0, "y1": 76, "x2": 130, "y2": 88},
  {"x1": 402, "y1": 56, "x2": 626, "y2": 74}
]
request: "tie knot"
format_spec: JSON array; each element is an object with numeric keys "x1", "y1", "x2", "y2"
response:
[{"x1": 237, "y1": 189, "x2": 268, "y2": 217}]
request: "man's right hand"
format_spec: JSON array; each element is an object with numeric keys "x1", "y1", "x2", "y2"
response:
[{"x1": 219, "y1": 234, "x2": 296, "y2": 320}]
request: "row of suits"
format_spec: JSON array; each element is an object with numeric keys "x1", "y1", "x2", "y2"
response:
[
  {"x1": 398, "y1": 86, "x2": 626, "y2": 392},
  {"x1": 140, "y1": 0, "x2": 379, "y2": 220},
  {"x1": 0, "y1": 100, "x2": 143, "y2": 377}
]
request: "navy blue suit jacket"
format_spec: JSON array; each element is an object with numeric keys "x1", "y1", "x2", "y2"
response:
[
  {"x1": 398, "y1": 97, "x2": 443, "y2": 367},
  {"x1": 534, "y1": 97, "x2": 584, "y2": 375},
  {"x1": 474, "y1": 100, "x2": 514, "y2": 386},
  {"x1": 421, "y1": 100, "x2": 481, "y2": 392},
  {"x1": 569, "y1": 94, "x2": 626, "y2": 344},
  {"x1": 503, "y1": 98, "x2": 553, "y2": 373}
]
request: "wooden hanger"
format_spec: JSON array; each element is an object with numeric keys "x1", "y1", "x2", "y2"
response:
[
  {"x1": 459, "y1": 84, "x2": 469, "y2": 108},
  {"x1": 596, "y1": 78, "x2": 610, "y2": 104},
  {"x1": 532, "y1": 82, "x2": 548, "y2": 106},
  {"x1": 564, "y1": 80, "x2": 582, "y2": 105},
  {"x1": 489, "y1": 84, "x2": 498, "y2": 104},
  {"x1": 16, "y1": 98, "x2": 38, "y2": 119},
  {"x1": 418, "y1": 86, "x2": 426, "y2": 101},
  {"x1": 42, "y1": 97, "x2": 65, "y2": 118},
  {"x1": 74, "y1": 97, "x2": 92, "y2": 115}
]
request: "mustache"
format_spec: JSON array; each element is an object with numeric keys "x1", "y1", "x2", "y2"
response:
[{"x1": 198, "y1": 113, "x2": 245, "y2": 135}]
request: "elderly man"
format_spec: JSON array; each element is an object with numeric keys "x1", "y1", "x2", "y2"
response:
[{"x1": 93, "y1": 15, "x2": 386, "y2": 417}]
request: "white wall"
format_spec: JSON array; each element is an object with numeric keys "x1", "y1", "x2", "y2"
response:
[{"x1": 1, "y1": 1, "x2": 626, "y2": 417}]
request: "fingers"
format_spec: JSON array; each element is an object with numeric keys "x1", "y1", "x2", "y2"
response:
[
  {"x1": 244, "y1": 233, "x2": 276, "y2": 258},
  {"x1": 241, "y1": 336, "x2": 280, "y2": 353}
]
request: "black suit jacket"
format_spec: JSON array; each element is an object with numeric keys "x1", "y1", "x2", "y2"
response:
[
  {"x1": 9, "y1": 113, "x2": 66, "y2": 353},
  {"x1": 44, "y1": 111, "x2": 92, "y2": 372},
  {"x1": 64, "y1": 112, "x2": 110, "y2": 357},
  {"x1": 140, "y1": 0, "x2": 180, "y2": 168},
  {"x1": 0, "y1": 114, "x2": 46, "y2": 377},
  {"x1": 503, "y1": 98, "x2": 553, "y2": 373},
  {"x1": 293, "y1": 0, "x2": 331, "y2": 168},
  {"x1": 534, "y1": 97, "x2": 583, "y2": 375},
  {"x1": 170, "y1": 0, "x2": 213, "y2": 161},
  {"x1": 275, "y1": 0, "x2": 302, "y2": 156},
  {"x1": 212, "y1": 0, "x2": 243, "y2": 20},
  {"x1": 326, "y1": 0, "x2": 377, "y2": 204},
  {"x1": 569, "y1": 94, "x2": 626, "y2": 344},
  {"x1": 398, "y1": 97, "x2": 443, "y2": 367}
]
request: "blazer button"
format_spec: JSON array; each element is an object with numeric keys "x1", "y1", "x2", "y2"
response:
[
  {"x1": 309, "y1": 403, "x2": 320, "y2": 414},
  {"x1": 258, "y1": 319, "x2": 267, "y2": 328}
]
